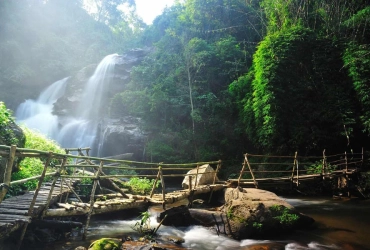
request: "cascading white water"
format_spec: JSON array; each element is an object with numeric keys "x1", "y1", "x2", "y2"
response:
[
  {"x1": 16, "y1": 77, "x2": 68, "y2": 139},
  {"x1": 16, "y1": 54, "x2": 118, "y2": 151}
]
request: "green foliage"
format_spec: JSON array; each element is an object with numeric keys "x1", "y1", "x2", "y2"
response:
[
  {"x1": 343, "y1": 42, "x2": 370, "y2": 133},
  {"x1": 0, "y1": 102, "x2": 19, "y2": 145},
  {"x1": 238, "y1": 25, "x2": 358, "y2": 154},
  {"x1": 252, "y1": 222, "x2": 263, "y2": 230},
  {"x1": 10, "y1": 126, "x2": 64, "y2": 192},
  {"x1": 269, "y1": 205, "x2": 299, "y2": 227},
  {"x1": 132, "y1": 211, "x2": 152, "y2": 235},
  {"x1": 11, "y1": 158, "x2": 45, "y2": 190},
  {"x1": 21, "y1": 126, "x2": 64, "y2": 154},
  {"x1": 124, "y1": 177, "x2": 160, "y2": 195},
  {"x1": 88, "y1": 238, "x2": 121, "y2": 250},
  {"x1": 306, "y1": 161, "x2": 334, "y2": 174},
  {"x1": 77, "y1": 177, "x2": 93, "y2": 196}
]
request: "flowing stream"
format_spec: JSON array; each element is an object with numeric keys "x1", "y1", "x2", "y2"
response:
[{"x1": 43, "y1": 197, "x2": 370, "y2": 250}]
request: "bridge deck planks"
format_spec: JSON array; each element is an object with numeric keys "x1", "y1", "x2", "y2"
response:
[{"x1": 0, "y1": 179, "x2": 76, "y2": 240}]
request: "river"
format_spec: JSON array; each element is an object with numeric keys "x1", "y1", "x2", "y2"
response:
[{"x1": 38, "y1": 196, "x2": 370, "y2": 250}]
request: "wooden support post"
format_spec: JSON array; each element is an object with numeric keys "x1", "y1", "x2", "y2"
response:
[
  {"x1": 362, "y1": 147, "x2": 364, "y2": 168},
  {"x1": 83, "y1": 161, "x2": 103, "y2": 240},
  {"x1": 159, "y1": 166, "x2": 166, "y2": 210},
  {"x1": 188, "y1": 176, "x2": 193, "y2": 208},
  {"x1": 245, "y1": 154, "x2": 257, "y2": 188},
  {"x1": 208, "y1": 160, "x2": 221, "y2": 203},
  {"x1": 149, "y1": 170, "x2": 160, "y2": 198},
  {"x1": 290, "y1": 152, "x2": 297, "y2": 187},
  {"x1": 63, "y1": 178, "x2": 83, "y2": 203},
  {"x1": 17, "y1": 152, "x2": 52, "y2": 250},
  {"x1": 16, "y1": 223, "x2": 28, "y2": 250},
  {"x1": 345, "y1": 151, "x2": 348, "y2": 172},
  {"x1": 0, "y1": 145, "x2": 16, "y2": 203},
  {"x1": 212, "y1": 160, "x2": 221, "y2": 185},
  {"x1": 237, "y1": 156, "x2": 246, "y2": 187},
  {"x1": 194, "y1": 164, "x2": 200, "y2": 188},
  {"x1": 296, "y1": 156, "x2": 299, "y2": 187},
  {"x1": 28, "y1": 152, "x2": 52, "y2": 216},
  {"x1": 322, "y1": 149, "x2": 326, "y2": 176},
  {"x1": 41, "y1": 158, "x2": 67, "y2": 219}
]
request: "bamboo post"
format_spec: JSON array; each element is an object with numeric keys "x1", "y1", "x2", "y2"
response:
[
  {"x1": 245, "y1": 154, "x2": 257, "y2": 188},
  {"x1": 16, "y1": 223, "x2": 28, "y2": 250},
  {"x1": 322, "y1": 149, "x2": 326, "y2": 176},
  {"x1": 194, "y1": 164, "x2": 200, "y2": 188},
  {"x1": 290, "y1": 152, "x2": 297, "y2": 182},
  {"x1": 296, "y1": 157, "x2": 299, "y2": 187},
  {"x1": 212, "y1": 160, "x2": 221, "y2": 185},
  {"x1": 208, "y1": 161, "x2": 221, "y2": 203},
  {"x1": 0, "y1": 145, "x2": 16, "y2": 203},
  {"x1": 28, "y1": 152, "x2": 52, "y2": 216},
  {"x1": 149, "y1": 170, "x2": 160, "y2": 198},
  {"x1": 345, "y1": 151, "x2": 348, "y2": 172},
  {"x1": 63, "y1": 178, "x2": 83, "y2": 203},
  {"x1": 362, "y1": 147, "x2": 364, "y2": 167},
  {"x1": 41, "y1": 157, "x2": 67, "y2": 219},
  {"x1": 83, "y1": 161, "x2": 103, "y2": 240},
  {"x1": 237, "y1": 156, "x2": 247, "y2": 187},
  {"x1": 17, "y1": 152, "x2": 52, "y2": 250},
  {"x1": 159, "y1": 166, "x2": 166, "y2": 210},
  {"x1": 188, "y1": 176, "x2": 193, "y2": 208}
]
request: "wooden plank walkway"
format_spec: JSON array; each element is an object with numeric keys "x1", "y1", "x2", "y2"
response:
[
  {"x1": 43, "y1": 183, "x2": 226, "y2": 217},
  {"x1": 0, "y1": 180, "x2": 73, "y2": 239}
]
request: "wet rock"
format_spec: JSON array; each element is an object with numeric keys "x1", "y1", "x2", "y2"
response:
[
  {"x1": 160, "y1": 235, "x2": 185, "y2": 244},
  {"x1": 75, "y1": 247, "x2": 87, "y2": 250},
  {"x1": 158, "y1": 205, "x2": 198, "y2": 227},
  {"x1": 219, "y1": 188, "x2": 315, "y2": 239}
]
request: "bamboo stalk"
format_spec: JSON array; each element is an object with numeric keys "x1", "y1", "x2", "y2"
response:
[
  {"x1": 28, "y1": 152, "x2": 52, "y2": 216},
  {"x1": 0, "y1": 145, "x2": 16, "y2": 203},
  {"x1": 194, "y1": 164, "x2": 200, "y2": 189},
  {"x1": 345, "y1": 151, "x2": 348, "y2": 172},
  {"x1": 159, "y1": 166, "x2": 166, "y2": 209},
  {"x1": 237, "y1": 157, "x2": 246, "y2": 187},
  {"x1": 83, "y1": 161, "x2": 103, "y2": 240},
  {"x1": 63, "y1": 178, "x2": 83, "y2": 203},
  {"x1": 9, "y1": 172, "x2": 56, "y2": 185},
  {"x1": 245, "y1": 154, "x2": 257, "y2": 188},
  {"x1": 41, "y1": 158, "x2": 67, "y2": 219},
  {"x1": 291, "y1": 151, "x2": 297, "y2": 184},
  {"x1": 149, "y1": 171, "x2": 160, "y2": 198}
]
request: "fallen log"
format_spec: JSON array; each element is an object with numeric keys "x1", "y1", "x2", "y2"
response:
[{"x1": 43, "y1": 200, "x2": 148, "y2": 217}]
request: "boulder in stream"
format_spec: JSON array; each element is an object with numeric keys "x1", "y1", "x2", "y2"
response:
[
  {"x1": 181, "y1": 164, "x2": 218, "y2": 189},
  {"x1": 189, "y1": 188, "x2": 315, "y2": 239}
]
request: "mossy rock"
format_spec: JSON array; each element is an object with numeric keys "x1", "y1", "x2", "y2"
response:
[{"x1": 88, "y1": 238, "x2": 121, "y2": 250}]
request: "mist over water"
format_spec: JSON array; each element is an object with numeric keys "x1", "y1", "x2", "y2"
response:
[{"x1": 16, "y1": 54, "x2": 118, "y2": 151}]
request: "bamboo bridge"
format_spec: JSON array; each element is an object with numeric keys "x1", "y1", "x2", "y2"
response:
[{"x1": 0, "y1": 145, "x2": 366, "y2": 249}]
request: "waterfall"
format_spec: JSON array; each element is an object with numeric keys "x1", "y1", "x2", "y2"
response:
[
  {"x1": 16, "y1": 54, "x2": 118, "y2": 152},
  {"x1": 16, "y1": 77, "x2": 68, "y2": 139}
]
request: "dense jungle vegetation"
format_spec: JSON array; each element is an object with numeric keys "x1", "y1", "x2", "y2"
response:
[{"x1": 0, "y1": 0, "x2": 369, "y2": 167}]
